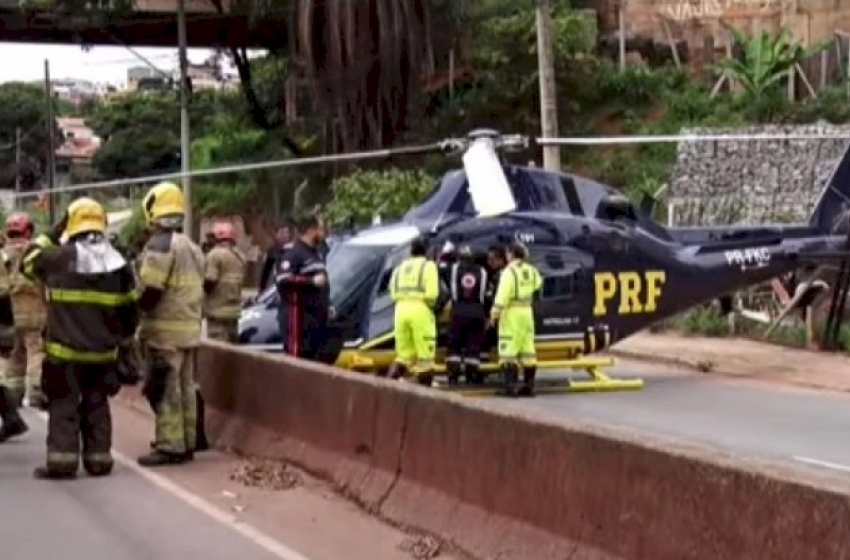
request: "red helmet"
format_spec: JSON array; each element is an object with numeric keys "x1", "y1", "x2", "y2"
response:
[
  {"x1": 212, "y1": 221, "x2": 236, "y2": 242},
  {"x1": 5, "y1": 212, "x2": 33, "y2": 238}
]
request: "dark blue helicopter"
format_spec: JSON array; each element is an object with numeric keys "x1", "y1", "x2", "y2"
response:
[{"x1": 238, "y1": 129, "x2": 850, "y2": 376}]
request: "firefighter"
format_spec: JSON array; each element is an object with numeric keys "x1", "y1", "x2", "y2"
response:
[
  {"x1": 136, "y1": 181, "x2": 205, "y2": 467},
  {"x1": 387, "y1": 237, "x2": 439, "y2": 386},
  {"x1": 445, "y1": 246, "x2": 488, "y2": 385},
  {"x1": 488, "y1": 242, "x2": 542, "y2": 397},
  {"x1": 3, "y1": 212, "x2": 47, "y2": 409},
  {"x1": 0, "y1": 243, "x2": 26, "y2": 442},
  {"x1": 21, "y1": 197, "x2": 138, "y2": 479},
  {"x1": 204, "y1": 221, "x2": 246, "y2": 343},
  {"x1": 275, "y1": 215, "x2": 330, "y2": 360}
]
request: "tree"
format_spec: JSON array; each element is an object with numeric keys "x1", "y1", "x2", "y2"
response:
[
  {"x1": 322, "y1": 168, "x2": 435, "y2": 227},
  {"x1": 419, "y1": 0, "x2": 598, "y2": 143},
  {"x1": 719, "y1": 28, "x2": 829, "y2": 121},
  {"x1": 0, "y1": 82, "x2": 60, "y2": 191},
  {"x1": 202, "y1": 0, "x2": 455, "y2": 152},
  {"x1": 87, "y1": 90, "x2": 243, "y2": 179}
]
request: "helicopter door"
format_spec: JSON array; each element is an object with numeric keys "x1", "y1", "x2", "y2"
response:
[
  {"x1": 532, "y1": 247, "x2": 593, "y2": 341},
  {"x1": 365, "y1": 243, "x2": 410, "y2": 346}
]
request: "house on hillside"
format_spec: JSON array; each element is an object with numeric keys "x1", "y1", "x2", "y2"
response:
[
  {"x1": 127, "y1": 66, "x2": 158, "y2": 91},
  {"x1": 55, "y1": 117, "x2": 101, "y2": 187}
]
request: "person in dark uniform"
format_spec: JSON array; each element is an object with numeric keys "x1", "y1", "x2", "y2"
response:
[
  {"x1": 275, "y1": 216, "x2": 329, "y2": 360},
  {"x1": 482, "y1": 245, "x2": 508, "y2": 361},
  {"x1": 259, "y1": 223, "x2": 293, "y2": 291},
  {"x1": 445, "y1": 246, "x2": 488, "y2": 385},
  {"x1": 23, "y1": 197, "x2": 138, "y2": 478}
]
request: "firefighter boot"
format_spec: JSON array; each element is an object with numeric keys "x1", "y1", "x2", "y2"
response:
[
  {"x1": 387, "y1": 362, "x2": 408, "y2": 380},
  {"x1": 0, "y1": 386, "x2": 28, "y2": 442},
  {"x1": 195, "y1": 391, "x2": 210, "y2": 452},
  {"x1": 518, "y1": 366, "x2": 537, "y2": 397},
  {"x1": 446, "y1": 361, "x2": 462, "y2": 385},
  {"x1": 137, "y1": 450, "x2": 194, "y2": 467},
  {"x1": 33, "y1": 466, "x2": 77, "y2": 480},
  {"x1": 497, "y1": 363, "x2": 519, "y2": 397},
  {"x1": 417, "y1": 371, "x2": 434, "y2": 387},
  {"x1": 465, "y1": 363, "x2": 484, "y2": 385}
]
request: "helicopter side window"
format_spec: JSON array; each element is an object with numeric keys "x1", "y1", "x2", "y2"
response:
[
  {"x1": 558, "y1": 176, "x2": 585, "y2": 215},
  {"x1": 371, "y1": 243, "x2": 411, "y2": 312},
  {"x1": 536, "y1": 250, "x2": 584, "y2": 301}
]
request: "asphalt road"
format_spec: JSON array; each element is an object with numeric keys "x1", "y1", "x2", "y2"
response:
[
  {"x1": 505, "y1": 368, "x2": 850, "y2": 477},
  {"x1": 0, "y1": 412, "x2": 283, "y2": 560}
]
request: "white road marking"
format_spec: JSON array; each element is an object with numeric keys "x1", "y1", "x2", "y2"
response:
[
  {"x1": 792, "y1": 455, "x2": 850, "y2": 474},
  {"x1": 31, "y1": 411, "x2": 314, "y2": 560}
]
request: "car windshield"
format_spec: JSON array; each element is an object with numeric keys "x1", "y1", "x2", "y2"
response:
[{"x1": 326, "y1": 242, "x2": 393, "y2": 307}]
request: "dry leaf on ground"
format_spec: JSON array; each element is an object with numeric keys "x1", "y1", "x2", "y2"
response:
[
  {"x1": 398, "y1": 534, "x2": 441, "y2": 559},
  {"x1": 229, "y1": 458, "x2": 300, "y2": 490}
]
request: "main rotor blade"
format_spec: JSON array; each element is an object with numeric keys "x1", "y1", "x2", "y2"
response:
[
  {"x1": 29, "y1": 142, "x2": 444, "y2": 197},
  {"x1": 536, "y1": 133, "x2": 850, "y2": 145}
]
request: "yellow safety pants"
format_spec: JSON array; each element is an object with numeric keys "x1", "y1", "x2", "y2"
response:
[
  {"x1": 393, "y1": 300, "x2": 436, "y2": 375},
  {"x1": 497, "y1": 306, "x2": 536, "y2": 367}
]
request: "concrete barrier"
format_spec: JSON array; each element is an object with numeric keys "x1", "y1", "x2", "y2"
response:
[{"x1": 191, "y1": 341, "x2": 850, "y2": 560}]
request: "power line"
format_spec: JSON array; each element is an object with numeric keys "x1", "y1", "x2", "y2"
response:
[{"x1": 10, "y1": 141, "x2": 442, "y2": 198}]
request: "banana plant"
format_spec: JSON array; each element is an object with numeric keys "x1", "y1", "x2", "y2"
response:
[{"x1": 719, "y1": 27, "x2": 829, "y2": 101}]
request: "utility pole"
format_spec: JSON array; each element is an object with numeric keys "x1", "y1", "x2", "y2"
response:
[
  {"x1": 14, "y1": 127, "x2": 21, "y2": 202},
  {"x1": 535, "y1": 0, "x2": 561, "y2": 172},
  {"x1": 178, "y1": 0, "x2": 193, "y2": 237},
  {"x1": 44, "y1": 59, "x2": 56, "y2": 224}
]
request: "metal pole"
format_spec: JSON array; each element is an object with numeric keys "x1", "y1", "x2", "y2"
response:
[
  {"x1": 14, "y1": 127, "x2": 21, "y2": 201},
  {"x1": 535, "y1": 0, "x2": 561, "y2": 172},
  {"x1": 178, "y1": 0, "x2": 193, "y2": 237},
  {"x1": 44, "y1": 59, "x2": 56, "y2": 224}
]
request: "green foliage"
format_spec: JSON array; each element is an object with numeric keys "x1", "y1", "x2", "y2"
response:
[
  {"x1": 424, "y1": 0, "x2": 598, "y2": 139},
  {"x1": 718, "y1": 28, "x2": 830, "y2": 122},
  {"x1": 777, "y1": 86, "x2": 850, "y2": 124},
  {"x1": 323, "y1": 169, "x2": 436, "y2": 227},
  {"x1": 88, "y1": 90, "x2": 244, "y2": 179},
  {"x1": 594, "y1": 63, "x2": 682, "y2": 109},
  {"x1": 189, "y1": 110, "x2": 307, "y2": 217},
  {"x1": 0, "y1": 82, "x2": 62, "y2": 191},
  {"x1": 118, "y1": 207, "x2": 146, "y2": 248},
  {"x1": 673, "y1": 307, "x2": 731, "y2": 337}
]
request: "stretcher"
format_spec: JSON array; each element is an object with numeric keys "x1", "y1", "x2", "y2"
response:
[{"x1": 431, "y1": 357, "x2": 644, "y2": 396}]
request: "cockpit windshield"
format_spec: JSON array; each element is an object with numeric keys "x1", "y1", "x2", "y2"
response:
[{"x1": 326, "y1": 242, "x2": 394, "y2": 308}]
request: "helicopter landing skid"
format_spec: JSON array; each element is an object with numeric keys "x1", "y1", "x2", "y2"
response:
[{"x1": 431, "y1": 357, "x2": 645, "y2": 397}]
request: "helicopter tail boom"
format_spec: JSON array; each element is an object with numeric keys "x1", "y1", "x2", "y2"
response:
[{"x1": 809, "y1": 139, "x2": 850, "y2": 234}]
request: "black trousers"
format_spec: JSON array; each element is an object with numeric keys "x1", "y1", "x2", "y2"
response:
[
  {"x1": 447, "y1": 314, "x2": 487, "y2": 364},
  {"x1": 42, "y1": 359, "x2": 120, "y2": 475},
  {"x1": 279, "y1": 305, "x2": 328, "y2": 361}
]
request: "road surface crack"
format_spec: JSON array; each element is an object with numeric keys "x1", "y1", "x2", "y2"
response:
[{"x1": 376, "y1": 392, "x2": 411, "y2": 511}]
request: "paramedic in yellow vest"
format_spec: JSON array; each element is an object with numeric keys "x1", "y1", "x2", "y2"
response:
[
  {"x1": 3, "y1": 212, "x2": 47, "y2": 409},
  {"x1": 489, "y1": 241, "x2": 542, "y2": 397},
  {"x1": 387, "y1": 237, "x2": 439, "y2": 387},
  {"x1": 136, "y1": 182, "x2": 206, "y2": 467},
  {"x1": 204, "y1": 221, "x2": 246, "y2": 343}
]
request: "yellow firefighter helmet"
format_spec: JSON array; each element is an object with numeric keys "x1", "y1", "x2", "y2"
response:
[
  {"x1": 65, "y1": 197, "x2": 107, "y2": 238},
  {"x1": 142, "y1": 182, "x2": 185, "y2": 226}
]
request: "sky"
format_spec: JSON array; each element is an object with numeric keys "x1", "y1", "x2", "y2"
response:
[{"x1": 0, "y1": 43, "x2": 223, "y2": 86}]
